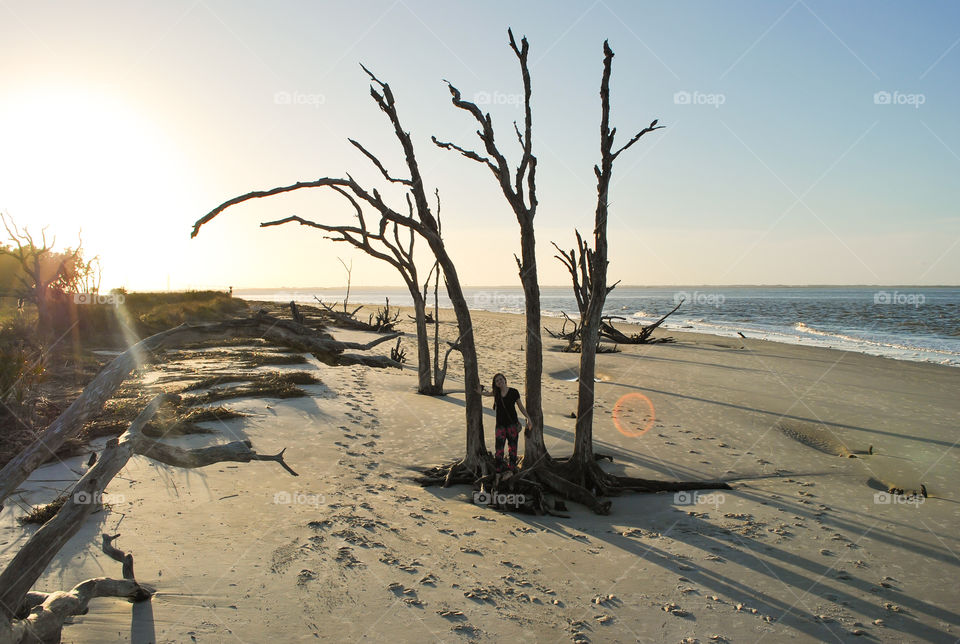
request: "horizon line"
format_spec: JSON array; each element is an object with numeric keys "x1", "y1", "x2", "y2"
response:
[
  {"x1": 227, "y1": 284, "x2": 960, "y2": 290},
  {"x1": 91, "y1": 284, "x2": 960, "y2": 293}
]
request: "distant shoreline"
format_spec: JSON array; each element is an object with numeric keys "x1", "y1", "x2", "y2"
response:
[
  {"x1": 241, "y1": 286, "x2": 960, "y2": 369},
  {"x1": 231, "y1": 284, "x2": 960, "y2": 292}
]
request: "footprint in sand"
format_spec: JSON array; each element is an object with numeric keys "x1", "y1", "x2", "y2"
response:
[{"x1": 335, "y1": 546, "x2": 363, "y2": 568}]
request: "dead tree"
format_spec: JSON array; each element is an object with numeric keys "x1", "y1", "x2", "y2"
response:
[
  {"x1": 192, "y1": 66, "x2": 491, "y2": 479},
  {"x1": 550, "y1": 232, "x2": 592, "y2": 351},
  {"x1": 289, "y1": 300, "x2": 306, "y2": 324},
  {"x1": 599, "y1": 300, "x2": 682, "y2": 345},
  {"x1": 558, "y1": 41, "x2": 671, "y2": 498},
  {"x1": 313, "y1": 296, "x2": 372, "y2": 329},
  {"x1": 455, "y1": 40, "x2": 731, "y2": 514},
  {"x1": 338, "y1": 257, "x2": 353, "y2": 313},
  {"x1": 0, "y1": 213, "x2": 86, "y2": 341},
  {"x1": 257, "y1": 146, "x2": 452, "y2": 394},
  {"x1": 433, "y1": 28, "x2": 548, "y2": 467},
  {"x1": 0, "y1": 392, "x2": 296, "y2": 643},
  {"x1": 544, "y1": 310, "x2": 582, "y2": 346},
  {"x1": 551, "y1": 233, "x2": 682, "y2": 347},
  {"x1": 550, "y1": 232, "x2": 634, "y2": 351},
  {"x1": 390, "y1": 337, "x2": 406, "y2": 363},
  {"x1": 0, "y1": 312, "x2": 397, "y2": 510},
  {"x1": 369, "y1": 297, "x2": 400, "y2": 331}
]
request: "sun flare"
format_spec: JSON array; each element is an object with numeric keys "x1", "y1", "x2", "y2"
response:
[{"x1": 0, "y1": 87, "x2": 190, "y2": 288}]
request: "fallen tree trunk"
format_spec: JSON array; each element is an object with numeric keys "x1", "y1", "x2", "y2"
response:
[
  {"x1": 0, "y1": 392, "x2": 296, "y2": 642},
  {"x1": 599, "y1": 300, "x2": 682, "y2": 344},
  {"x1": 544, "y1": 311, "x2": 581, "y2": 343},
  {"x1": 313, "y1": 297, "x2": 386, "y2": 332},
  {"x1": 0, "y1": 312, "x2": 397, "y2": 510}
]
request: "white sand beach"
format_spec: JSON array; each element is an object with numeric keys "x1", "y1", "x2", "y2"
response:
[{"x1": 2, "y1": 308, "x2": 958, "y2": 643}]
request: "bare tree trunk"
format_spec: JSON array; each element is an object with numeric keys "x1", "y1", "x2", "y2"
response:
[
  {"x1": 572, "y1": 41, "x2": 664, "y2": 473},
  {"x1": 432, "y1": 251, "x2": 486, "y2": 462},
  {"x1": 411, "y1": 295, "x2": 434, "y2": 394},
  {"x1": 0, "y1": 395, "x2": 171, "y2": 622},
  {"x1": 518, "y1": 219, "x2": 547, "y2": 465},
  {"x1": 338, "y1": 257, "x2": 353, "y2": 313},
  {"x1": 434, "y1": 29, "x2": 547, "y2": 468},
  {"x1": 432, "y1": 262, "x2": 442, "y2": 389},
  {"x1": 573, "y1": 306, "x2": 603, "y2": 473}
]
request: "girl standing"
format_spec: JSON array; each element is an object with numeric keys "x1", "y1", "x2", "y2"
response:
[{"x1": 479, "y1": 373, "x2": 530, "y2": 473}]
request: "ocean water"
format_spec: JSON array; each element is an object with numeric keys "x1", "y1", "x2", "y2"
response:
[{"x1": 239, "y1": 286, "x2": 960, "y2": 368}]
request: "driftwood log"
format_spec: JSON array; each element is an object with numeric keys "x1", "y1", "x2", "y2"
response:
[
  {"x1": 599, "y1": 300, "x2": 682, "y2": 345},
  {"x1": 0, "y1": 312, "x2": 397, "y2": 511},
  {"x1": 545, "y1": 302, "x2": 682, "y2": 349},
  {"x1": 0, "y1": 393, "x2": 297, "y2": 643},
  {"x1": 313, "y1": 297, "x2": 379, "y2": 331},
  {"x1": 311, "y1": 297, "x2": 398, "y2": 333}
]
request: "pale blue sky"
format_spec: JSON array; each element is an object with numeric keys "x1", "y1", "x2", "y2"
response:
[{"x1": 1, "y1": 1, "x2": 957, "y2": 288}]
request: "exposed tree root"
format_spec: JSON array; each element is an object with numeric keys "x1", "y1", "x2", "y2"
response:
[
  {"x1": 416, "y1": 451, "x2": 495, "y2": 488},
  {"x1": 420, "y1": 450, "x2": 732, "y2": 516}
]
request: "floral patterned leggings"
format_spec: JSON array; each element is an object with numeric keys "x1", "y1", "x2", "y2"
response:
[{"x1": 495, "y1": 424, "x2": 520, "y2": 472}]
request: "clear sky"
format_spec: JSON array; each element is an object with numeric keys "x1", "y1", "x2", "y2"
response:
[{"x1": 1, "y1": 0, "x2": 957, "y2": 290}]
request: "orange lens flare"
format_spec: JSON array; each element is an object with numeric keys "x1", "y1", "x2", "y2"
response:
[{"x1": 611, "y1": 392, "x2": 655, "y2": 438}]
